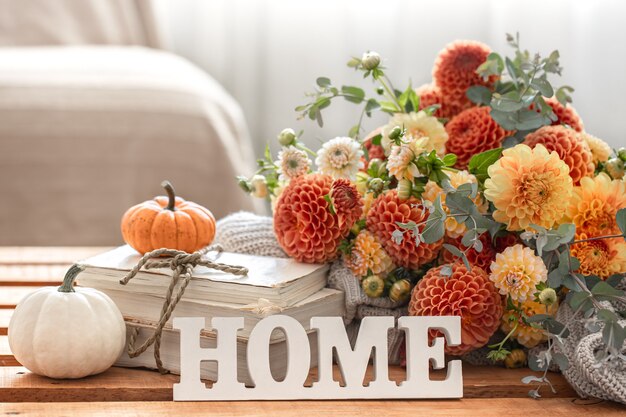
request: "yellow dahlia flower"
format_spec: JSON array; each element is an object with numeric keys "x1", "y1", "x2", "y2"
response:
[
  {"x1": 344, "y1": 230, "x2": 393, "y2": 278},
  {"x1": 422, "y1": 170, "x2": 488, "y2": 238},
  {"x1": 387, "y1": 137, "x2": 428, "y2": 181},
  {"x1": 581, "y1": 133, "x2": 612, "y2": 165},
  {"x1": 381, "y1": 111, "x2": 448, "y2": 156},
  {"x1": 501, "y1": 298, "x2": 558, "y2": 348},
  {"x1": 564, "y1": 173, "x2": 626, "y2": 237},
  {"x1": 489, "y1": 244, "x2": 547, "y2": 302},
  {"x1": 570, "y1": 232, "x2": 626, "y2": 279},
  {"x1": 484, "y1": 144, "x2": 573, "y2": 231}
]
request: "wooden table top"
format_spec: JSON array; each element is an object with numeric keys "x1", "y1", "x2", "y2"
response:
[{"x1": 0, "y1": 247, "x2": 624, "y2": 416}]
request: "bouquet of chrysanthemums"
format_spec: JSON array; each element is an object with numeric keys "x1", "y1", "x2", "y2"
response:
[{"x1": 238, "y1": 34, "x2": 626, "y2": 391}]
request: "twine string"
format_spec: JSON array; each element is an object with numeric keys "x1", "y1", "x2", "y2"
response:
[{"x1": 119, "y1": 245, "x2": 248, "y2": 374}]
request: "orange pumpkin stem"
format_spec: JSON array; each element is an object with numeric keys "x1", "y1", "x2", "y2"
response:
[{"x1": 161, "y1": 180, "x2": 177, "y2": 211}]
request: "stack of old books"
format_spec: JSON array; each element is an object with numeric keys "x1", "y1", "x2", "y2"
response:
[{"x1": 77, "y1": 245, "x2": 344, "y2": 384}]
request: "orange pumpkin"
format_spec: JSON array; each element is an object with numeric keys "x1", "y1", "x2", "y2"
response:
[{"x1": 121, "y1": 181, "x2": 216, "y2": 254}]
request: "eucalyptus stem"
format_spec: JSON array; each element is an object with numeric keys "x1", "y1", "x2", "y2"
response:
[{"x1": 377, "y1": 76, "x2": 402, "y2": 112}]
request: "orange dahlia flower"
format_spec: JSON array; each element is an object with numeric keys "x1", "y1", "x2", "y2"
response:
[
  {"x1": 440, "y1": 233, "x2": 496, "y2": 272},
  {"x1": 273, "y1": 174, "x2": 362, "y2": 263},
  {"x1": 545, "y1": 97, "x2": 584, "y2": 132},
  {"x1": 564, "y1": 173, "x2": 626, "y2": 237},
  {"x1": 570, "y1": 232, "x2": 626, "y2": 279},
  {"x1": 484, "y1": 144, "x2": 573, "y2": 231},
  {"x1": 524, "y1": 125, "x2": 594, "y2": 185},
  {"x1": 501, "y1": 299, "x2": 558, "y2": 348},
  {"x1": 343, "y1": 230, "x2": 393, "y2": 278},
  {"x1": 445, "y1": 107, "x2": 512, "y2": 169},
  {"x1": 432, "y1": 40, "x2": 496, "y2": 109},
  {"x1": 409, "y1": 263, "x2": 503, "y2": 355},
  {"x1": 415, "y1": 83, "x2": 467, "y2": 119},
  {"x1": 366, "y1": 190, "x2": 442, "y2": 270}
]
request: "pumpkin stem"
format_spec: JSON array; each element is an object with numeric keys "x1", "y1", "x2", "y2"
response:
[
  {"x1": 58, "y1": 264, "x2": 85, "y2": 293},
  {"x1": 161, "y1": 180, "x2": 177, "y2": 211}
]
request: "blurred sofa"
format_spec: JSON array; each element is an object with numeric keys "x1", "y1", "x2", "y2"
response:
[{"x1": 0, "y1": 0, "x2": 261, "y2": 246}]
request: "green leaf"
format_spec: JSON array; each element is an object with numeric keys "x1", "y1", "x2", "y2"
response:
[
  {"x1": 442, "y1": 154, "x2": 458, "y2": 167},
  {"x1": 531, "y1": 78, "x2": 554, "y2": 97},
  {"x1": 555, "y1": 86, "x2": 574, "y2": 106},
  {"x1": 552, "y1": 353, "x2": 569, "y2": 371},
  {"x1": 476, "y1": 52, "x2": 504, "y2": 79},
  {"x1": 491, "y1": 96, "x2": 525, "y2": 112},
  {"x1": 591, "y1": 281, "x2": 624, "y2": 298},
  {"x1": 445, "y1": 192, "x2": 473, "y2": 223},
  {"x1": 365, "y1": 98, "x2": 380, "y2": 116},
  {"x1": 466, "y1": 85, "x2": 492, "y2": 105},
  {"x1": 379, "y1": 101, "x2": 400, "y2": 113},
  {"x1": 617, "y1": 208, "x2": 626, "y2": 237},
  {"x1": 341, "y1": 86, "x2": 365, "y2": 103},
  {"x1": 316, "y1": 77, "x2": 331, "y2": 88},
  {"x1": 468, "y1": 148, "x2": 503, "y2": 182},
  {"x1": 421, "y1": 217, "x2": 444, "y2": 244},
  {"x1": 569, "y1": 291, "x2": 592, "y2": 312},
  {"x1": 556, "y1": 223, "x2": 576, "y2": 244},
  {"x1": 443, "y1": 244, "x2": 471, "y2": 270},
  {"x1": 371, "y1": 133, "x2": 382, "y2": 146}
]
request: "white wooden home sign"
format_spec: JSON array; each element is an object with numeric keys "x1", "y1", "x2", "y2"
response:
[{"x1": 173, "y1": 315, "x2": 462, "y2": 401}]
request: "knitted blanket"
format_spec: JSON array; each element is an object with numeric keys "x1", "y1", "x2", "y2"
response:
[{"x1": 215, "y1": 212, "x2": 626, "y2": 402}]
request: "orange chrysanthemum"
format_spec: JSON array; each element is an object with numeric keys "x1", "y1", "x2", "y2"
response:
[
  {"x1": 416, "y1": 83, "x2": 467, "y2": 119},
  {"x1": 274, "y1": 174, "x2": 362, "y2": 263},
  {"x1": 409, "y1": 263, "x2": 503, "y2": 355},
  {"x1": 524, "y1": 125, "x2": 594, "y2": 185},
  {"x1": 489, "y1": 244, "x2": 547, "y2": 302},
  {"x1": 366, "y1": 190, "x2": 442, "y2": 270},
  {"x1": 445, "y1": 107, "x2": 512, "y2": 169},
  {"x1": 545, "y1": 97, "x2": 584, "y2": 132},
  {"x1": 501, "y1": 299, "x2": 558, "y2": 348},
  {"x1": 564, "y1": 173, "x2": 626, "y2": 237},
  {"x1": 343, "y1": 230, "x2": 393, "y2": 278},
  {"x1": 432, "y1": 40, "x2": 496, "y2": 108},
  {"x1": 484, "y1": 144, "x2": 573, "y2": 231},
  {"x1": 440, "y1": 233, "x2": 496, "y2": 272},
  {"x1": 570, "y1": 232, "x2": 626, "y2": 279}
]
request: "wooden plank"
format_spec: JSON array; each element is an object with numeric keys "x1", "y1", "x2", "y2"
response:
[
  {"x1": 0, "y1": 247, "x2": 111, "y2": 265},
  {"x1": 0, "y1": 309, "x2": 12, "y2": 336},
  {"x1": 0, "y1": 287, "x2": 36, "y2": 308},
  {"x1": 0, "y1": 336, "x2": 18, "y2": 366},
  {"x1": 0, "y1": 264, "x2": 65, "y2": 286},
  {"x1": 0, "y1": 398, "x2": 623, "y2": 416},
  {"x1": 0, "y1": 364, "x2": 577, "y2": 402}
]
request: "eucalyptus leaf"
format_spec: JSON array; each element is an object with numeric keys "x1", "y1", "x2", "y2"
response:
[
  {"x1": 316, "y1": 77, "x2": 331, "y2": 88},
  {"x1": 617, "y1": 208, "x2": 626, "y2": 237},
  {"x1": 466, "y1": 85, "x2": 492, "y2": 105}
]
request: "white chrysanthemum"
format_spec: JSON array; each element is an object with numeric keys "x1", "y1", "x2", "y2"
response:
[
  {"x1": 315, "y1": 136, "x2": 364, "y2": 180},
  {"x1": 581, "y1": 132, "x2": 612, "y2": 165},
  {"x1": 277, "y1": 146, "x2": 311, "y2": 181},
  {"x1": 381, "y1": 111, "x2": 448, "y2": 156}
]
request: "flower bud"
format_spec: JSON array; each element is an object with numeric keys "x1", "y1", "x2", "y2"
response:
[
  {"x1": 538, "y1": 287, "x2": 557, "y2": 306},
  {"x1": 362, "y1": 275, "x2": 385, "y2": 298},
  {"x1": 368, "y1": 177, "x2": 384, "y2": 194},
  {"x1": 361, "y1": 51, "x2": 381, "y2": 71},
  {"x1": 389, "y1": 279, "x2": 412, "y2": 302},
  {"x1": 397, "y1": 179, "x2": 412, "y2": 200},
  {"x1": 618, "y1": 147, "x2": 626, "y2": 162},
  {"x1": 504, "y1": 349, "x2": 527, "y2": 369},
  {"x1": 250, "y1": 175, "x2": 268, "y2": 198},
  {"x1": 376, "y1": 87, "x2": 385, "y2": 95},
  {"x1": 605, "y1": 157, "x2": 625, "y2": 179},
  {"x1": 388, "y1": 126, "x2": 403, "y2": 140},
  {"x1": 355, "y1": 171, "x2": 370, "y2": 194},
  {"x1": 368, "y1": 158, "x2": 382, "y2": 174},
  {"x1": 237, "y1": 176, "x2": 251, "y2": 193},
  {"x1": 277, "y1": 128, "x2": 296, "y2": 146}
]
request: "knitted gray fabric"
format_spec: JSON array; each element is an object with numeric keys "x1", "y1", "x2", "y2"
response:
[
  {"x1": 216, "y1": 212, "x2": 406, "y2": 364},
  {"x1": 552, "y1": 278, "x2": 626, "y2": 404}
]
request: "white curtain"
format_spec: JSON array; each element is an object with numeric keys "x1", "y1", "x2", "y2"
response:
[{"x1": 155, "y1": 0, "x2": 626, "y2": 160}]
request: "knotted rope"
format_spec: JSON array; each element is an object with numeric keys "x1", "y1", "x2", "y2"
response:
[{"x1": 119, "y1": 244, "x2": 248, "y2": 374}]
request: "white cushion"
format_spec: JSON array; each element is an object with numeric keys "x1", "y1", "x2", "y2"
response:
[{"x1": 0, "y1": 46, "x2": 261, "y2": 245}]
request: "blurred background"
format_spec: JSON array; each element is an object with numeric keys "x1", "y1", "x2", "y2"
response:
[{"x1": 0, "y1": 0, "x2": 624, "y2": 245}]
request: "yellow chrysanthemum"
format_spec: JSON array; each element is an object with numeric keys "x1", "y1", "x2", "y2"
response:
[
  {"x1": 581, "y1": 133, "x2": 612, "y2": 165},
  {"x1": 570, "y1": 232, "x2": 626, "y2": 279},
  {"x1": 489, "y1": 244, "x2": 547, "y2": 302},
  {"x1": 564, "y1": 173, "x2": 626, "y2": 237},
  {"x1": 381, "y1": 111, "x2": 448, "y2": 156},
  {"x1": 501, "y1": 299, "x2": 558, "y2": 348},
  {"x1": 422, "y1": 170, "x2": 488, "y2": 238},
  {"x1": 343, "y1": 230, "x2": 393, "y2": 278},
  {"x1": 484, "y1": 144, "x2": 573, "y2": 231}
]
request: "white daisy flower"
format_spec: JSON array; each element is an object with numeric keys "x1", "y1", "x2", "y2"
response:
[
  {"x1": 277, "y1": 146, "x2": 311, "y2": 181},
  {"x1": 315, "y1": 137, "x2": 364, "y2": 180}
]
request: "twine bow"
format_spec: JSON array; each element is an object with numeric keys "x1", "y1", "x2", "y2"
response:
[{"x1": 120, "y1": 245, "x2": 248, "y2": 374}]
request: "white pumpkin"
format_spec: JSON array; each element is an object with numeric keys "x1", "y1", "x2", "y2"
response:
[{"x1": 8, "y1": 264, "x2": 126, "y2": 379}]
